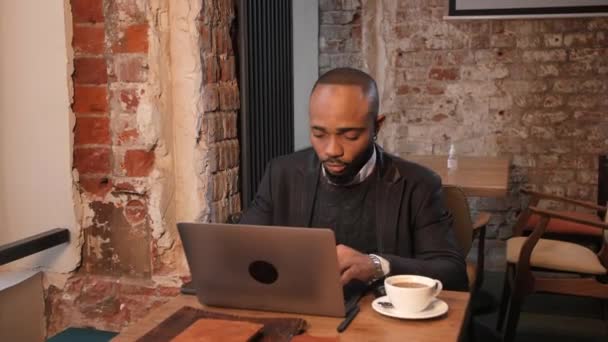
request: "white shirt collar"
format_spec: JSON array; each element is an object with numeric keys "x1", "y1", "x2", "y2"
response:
[{"x1": 322, "y1": 146, "x2": 377, "y2": 186}]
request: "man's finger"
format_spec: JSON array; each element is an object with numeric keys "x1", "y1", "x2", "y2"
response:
[
  {"x1": 340, "y1": 266, "x2": 356, "y2": 285},
  {"x1": 336, "y1": 244, "x2": 348, "y2": 257},
  {"x1": 338, "y1": 254, "x2": 354, "y2": 273},
  {"x1": 336, "y1": 245, "x2": 353, "y2": 271}
]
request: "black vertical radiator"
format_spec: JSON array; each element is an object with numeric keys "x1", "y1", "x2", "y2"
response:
[{"x1": 238, "y1": 0, "x2": 294, "y2": 208}]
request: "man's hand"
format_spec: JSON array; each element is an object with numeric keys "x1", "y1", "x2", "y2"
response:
[{"x1": 336, "y1": 244, "x2": 376, "y2": 285}]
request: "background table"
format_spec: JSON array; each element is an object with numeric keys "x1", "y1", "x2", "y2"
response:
[{"x1": 407, "y1": 155, "x2": 511, "y2": 198}]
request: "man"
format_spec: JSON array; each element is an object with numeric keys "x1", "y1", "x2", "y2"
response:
[{"x1": 241, "y1": 68, "x2": 468, "y2": 291}]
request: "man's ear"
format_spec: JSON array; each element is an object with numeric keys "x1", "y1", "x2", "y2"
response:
[{"x1": 375, "y1": 114, "x2": 386, "y2": 136}]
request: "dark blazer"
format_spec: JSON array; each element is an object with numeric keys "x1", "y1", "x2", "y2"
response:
[{"x1": 240, "y1": 146, "x2": 468, "y2": 291}]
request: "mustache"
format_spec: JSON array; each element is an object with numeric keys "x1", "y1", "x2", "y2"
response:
[{"x1": 322, "y1": 158, "x2": 348, "y2": 166}]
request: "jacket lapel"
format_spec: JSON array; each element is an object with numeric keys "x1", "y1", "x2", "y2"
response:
[
  {"x1": 375, "y1": 148, "x2": 405, "y2": 254},
  {"x1": 294, "y1": 151, "x2": 320, "y2": 227}
]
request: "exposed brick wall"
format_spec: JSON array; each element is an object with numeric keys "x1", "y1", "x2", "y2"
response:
[
  {"x1": 320, "y1": 0, "x2": 608, "y2": 266},
  {"x1": 45, "y1": 275, "x2": 180, "y2": 334},
  {"x1": 72, "y1": 0, "x2": 153, "y2": 279},
  {"x1": 318, "y1": 0, "x2": 363, "y2": 75},
  {"x1": 198, "y1": 0, "x2": 241, "y2": 224},
  {"x1": 46, "y1": 0, "x2": 241, "y2": 336},
  {"x1": 47, "y1": 0, "x2": 162, "y2": 335}
]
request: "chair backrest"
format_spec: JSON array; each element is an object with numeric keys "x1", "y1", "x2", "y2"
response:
[
  {"x1": 604, "y1": 210, "x2": 608, "y2": 243},
  {"x1": 442, "y1": 185, "x2": 474, "y2": 255}
]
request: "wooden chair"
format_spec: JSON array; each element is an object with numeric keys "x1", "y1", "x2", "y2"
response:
[
  {"x1": 519, "y1": 190, "x2": 604, "y2": 251},
  {"x1": 442, "y1": 185, "x2": 491, "y2": 294},
  {"x1": 496, "y1": 190, "x2": 608, "y2": 342}
]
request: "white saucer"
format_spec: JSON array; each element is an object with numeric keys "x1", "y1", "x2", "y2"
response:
[{"x1": 371, "y1": 296, "x2": 449, "y2": 319}]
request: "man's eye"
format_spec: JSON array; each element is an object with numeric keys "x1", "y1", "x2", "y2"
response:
[
  {"x1": 343, "y1": 133, "x2": 360, "y2": 140},
  {"x1": 312, "y1": 133, "x2": 325, "y2": 138}
]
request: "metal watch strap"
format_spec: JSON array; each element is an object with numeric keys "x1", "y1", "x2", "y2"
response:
[{"x1": 369, "y1": 254, "x2": 385, "y2": 281}]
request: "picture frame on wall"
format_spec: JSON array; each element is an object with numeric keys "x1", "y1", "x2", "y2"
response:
[{"x1": 449, "y1": 0, "x2": 608, "y2": 17}]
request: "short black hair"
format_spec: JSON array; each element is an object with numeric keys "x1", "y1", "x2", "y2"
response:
[{"x1": 311, "y1": 67, "x2": 379, "y2": 119}]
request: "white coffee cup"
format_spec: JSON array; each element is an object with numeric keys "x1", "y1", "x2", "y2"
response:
[{"x1": 384, "y1": 275, "x2": 443, "y2": 313}]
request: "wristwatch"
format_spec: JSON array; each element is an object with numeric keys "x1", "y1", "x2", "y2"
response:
[{"x1": 369, "y1": 254, "x2": 385, "y2": 281}]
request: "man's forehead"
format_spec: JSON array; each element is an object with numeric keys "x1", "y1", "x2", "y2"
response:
[
  {"x1": 310, "y1": 85, "x2": 369, "y2": 112},
  {"x1": 311, "y1": 83, "x2": 367, "y2": 99}
]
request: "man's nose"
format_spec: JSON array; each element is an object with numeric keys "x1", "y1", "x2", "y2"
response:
[{"x1": 325, "y1": 136, "x2": 343, "y2": 158}]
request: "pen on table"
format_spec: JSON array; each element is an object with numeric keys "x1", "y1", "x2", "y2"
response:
[{"x1": 337, "y1": 304, "x2": 360, "y2": 333}]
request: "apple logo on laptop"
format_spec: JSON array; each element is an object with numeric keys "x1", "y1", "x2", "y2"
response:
[{"x1": 248, "y1": 260, "x2": 279, "y2": 284}]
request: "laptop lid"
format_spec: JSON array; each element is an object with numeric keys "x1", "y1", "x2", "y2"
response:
[{"x1": 177, "y1": 223, "x2": 346, "y2": 317}]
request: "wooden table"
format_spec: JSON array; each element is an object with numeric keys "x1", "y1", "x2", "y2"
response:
[
  {"x1": 407, "y1": 155, "x2": 510, "y2": 197},
  {"x1": 113, "y1": 291, "x2": 470, "y2": 342}
]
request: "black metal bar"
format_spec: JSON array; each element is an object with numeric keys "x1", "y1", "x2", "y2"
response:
[
  {"x1": 287, "y1": 0, "x2": 294, "y2": 153},
  {"x1": 259, "y1": 0, "x2": 266, "y2": 190},
  {"x1": 238, "y1": 0, "x2": 251, "y2": 206},
  {"x1": 281, "y1": 0, "x2": 287, "y2": 155},
  {"x1": 0, "y1": 228, "x2": 70, "y2": 266},
  {"x1": 449, "y1": 0, "x2": 608, "y2": 17},
  {"x1": 267, "y1": 0, "x2": 283, "y2": 156},
  {"x1": 249, "y1": 0, "x2": 262, "y2": 205}
]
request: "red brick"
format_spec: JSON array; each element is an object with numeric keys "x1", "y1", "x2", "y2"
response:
[
  {"x1": 203, "y1": 84, "x2": 219, "y2": 112},
  {"x1": 73, "y1": 85, "x2": 108, "y2": 113},
  {"x1": 112, "y1": 88, "x2": 143, "y2": 113},
  {"x1": 124, "y1": 199, "x2": 146, "y2": 225},
  {"x1": 470, "y1": 35, "x2": 490, "y2": 49},
  {"x1": 219, "y1": 82, "x2": 239, "y2": 111},
  {"x1": 114, "y1": 181, "x2": 136, "y2": 192},
  {"x1": 219, "y1": 56, "x2": 235, "y2": 81},
  {"x1": 74, "y1": 147, "x2": 111, "y2": 174},
  {"x1": 118, "y1": 282, "x2": 157, "y2": 297},
  {"x1": 79, "y1": 177, "x2": 113, "y2": 197},
  {"x1": 426, "y1": 84, "x2": 445, "y2": 95},
  {"x1": 74, "y1": 116, "x2": 111, "y2": 145},
  {"x1": 596, "y1": 31, "x2": 608, "y2": 47},
  {"x1": 113, "y1": 56, "x2": 148, "y2": 83},
  {"x1": 112, "y1": 0, "x2": 147, "y2": 24},
  {"x1": 72, "y1": 0, "x2": 104, "y2": 23},
  {"x1": 564, "y1": 32, "x2": 594, "y2": 47},
  {"x1": 396, "y1": 85, "x2": 421, "y2": 95},
  {"x1": 74, "y1": 58, "x2": 108, "y2": 84},
  {"x1": 156, "y1": 286, "x2": 180, "y2": 297},
  {"x1": 123, "y1": 149, "x2": 154, "y2": 177},
  {"x1": 491, "y1": 34, "x2": 516, "y2": 48},
  {"x1": 118, "y1": 128, "x2": 139, "y2": 145},
  {"x1": 567, "y1": 184, "x2": 593, "y2": 200},
  {"x1": 396, "y1": 85, "x2": 410, "y2": 95},
  {"x1": 73, "y1": 25, "x2": 105, "y2": 55},
  {"x1": 573, "y1": 110, "x2": 605, "y2": 122},
  {"x1": 214, "y1": 26, "x2": 233, "y2": 55},
  {"x1": 428, "y1": 68, "x2": 460, "y2": 81},
  {"x1": 432, "y1": 114, "x2": 448, "y2": 122},
  {"x1": 199, "y1": 23, "x2": 212, "y2": 51},
  {"x1": 216, "y1": 0, "x2": 235, "y2": 22},
  {"x1": 203, "y1": 56, "x2": 219, "y2": 84},
  {"x1": 112, "y1": 24, "x2": 149, "y2": 53}
]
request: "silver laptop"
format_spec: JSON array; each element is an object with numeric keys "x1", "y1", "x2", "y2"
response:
[{"x1": 177, "y1": 222, "x2": 346, "y2": 317}]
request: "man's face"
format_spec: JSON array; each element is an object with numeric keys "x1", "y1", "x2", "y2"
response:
[{"x1": 309, "y1": 84, "x2": 376, "y2": 179}]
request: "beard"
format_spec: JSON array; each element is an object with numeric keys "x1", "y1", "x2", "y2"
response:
[{"x1": 322, "y1": 142, "x2": 375, "y2": 186}]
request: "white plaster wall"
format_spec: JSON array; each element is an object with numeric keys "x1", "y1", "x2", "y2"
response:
[
  {"x1": 0, "y1": 0, "x2": 80, "y2": 272},
  {"x1": 292, "y1": 0, "x2": 318, "y2": 151},
  {"x1": 169, "y1": 0, "x2": 209, "y2": 223}
]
